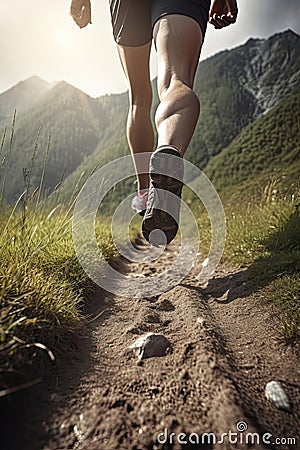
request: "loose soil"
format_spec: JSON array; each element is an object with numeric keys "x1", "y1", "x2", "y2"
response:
[{"x1": 2, "y1": 237, "x2": 300, "y2": 450}]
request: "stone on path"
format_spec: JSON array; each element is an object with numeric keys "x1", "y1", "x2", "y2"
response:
[
  {"x1": 129, "y1": 333, "x2": 171, "y2": 360},
  {"x1": 265, "y1": 381, "x2": 291, "y2": 411}
]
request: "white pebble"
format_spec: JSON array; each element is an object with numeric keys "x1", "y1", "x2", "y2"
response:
[
  {"x1": 129, "y1": 333, "x2": 171, "y2": 360},
  {"x1": 265, "y1": 381, "x2": 290, "y2": 411}
]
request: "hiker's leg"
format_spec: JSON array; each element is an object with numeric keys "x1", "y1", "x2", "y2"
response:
[
  {"x1": 117, "y1": 43, "x2": 154, "y2": 192},
  {"x1": 153, "y1": 14, "x2": 203, "y2": 154}
]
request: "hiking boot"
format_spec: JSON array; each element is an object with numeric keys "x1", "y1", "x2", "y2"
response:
[{"x1": 142, "y1": 146, "x2": 184, "y2": 246}]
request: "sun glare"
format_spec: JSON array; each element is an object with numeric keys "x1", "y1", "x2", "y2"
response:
[{"x1": 56, "y1": 32, "x2": 71, "y2": 47}]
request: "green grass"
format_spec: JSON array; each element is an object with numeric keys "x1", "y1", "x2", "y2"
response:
[
  {"x1": 264, "y1": 274, "x2": 300, "y2": 342},
  {"x1": 0, "y1": 116, "x2": 119, "y2": 393},
  {"x1": 0, "y1": 200, "x2": 117, "y2": 391},
  {"x1": 196, "y1": 182, "x2": 300, "y2": 342},
  {"x1": 0, "y1": 117, "x2": 120, "y2": 397}
]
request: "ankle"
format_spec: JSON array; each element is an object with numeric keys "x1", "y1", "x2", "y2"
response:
[
  {"x1": 137, "y1": 176, "x2": 150, "y2": 193},
  {"x1": 138, "y1": 189, "x2": 148, "y2": 197}
]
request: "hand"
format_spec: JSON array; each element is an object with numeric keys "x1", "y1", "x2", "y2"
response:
[
  {"x1": 209, "y1": 0, "x2": 238, "y2": 29},
  {"x1": 70, "y1": 0, "x2": 91, "y2": 28}
]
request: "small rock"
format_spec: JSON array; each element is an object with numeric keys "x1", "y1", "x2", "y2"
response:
[
  {"x1": 56, "y1": 422, "x2": 73, "y2": 438},
  {"x1": 129, "y1": 333, "x2": 171, "y2": 360},
  {"x1": 265, "y1": 381, "x2": 290, "y2": 411},
  {"x1": 219, "y1": 289, "x2": 230, "y2": 301},
  {"x1": 73, "y1": 424, "x2": 84, "y2": 442},
  {"x1": 196, "y1": 317, "x2": 205, "y2": 326},
  {"x1": 202, "y1": 257, "x2": 209, "y2": 267},
  {"x1": 239, "y1": 364, "x2": 255, "y2": 370}
]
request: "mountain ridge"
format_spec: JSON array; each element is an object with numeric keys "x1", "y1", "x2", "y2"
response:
[
  {"x1": 0, "y1": 76, "x2": 50, "y2": 124},
  {"x1": 190, "y1": 28, "x2": 300, "y2": 168},
  {"x1": 0, "y1": 29, "x2": 299, "y2": 205}
]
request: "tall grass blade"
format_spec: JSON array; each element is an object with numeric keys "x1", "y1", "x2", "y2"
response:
[
  {"x1": 0, "y1": 111, "x2": 16, "y2": 208},
  {"x1": 0, "y1": 378, "x2": 42, "y2": 398},
  {"x1": 36, "y1": 132, "x2": 51, "y2": 207}
]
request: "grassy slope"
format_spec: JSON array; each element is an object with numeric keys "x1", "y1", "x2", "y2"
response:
[
  {"x1": 203, "y1": 88, "x2": 300, "y2": 196},
  {"x1": 227, "y1": 200, "x2": 300, "y2": 341},
  {"x1": 192, "y1": 186, "x2": 300, "y2": 342}
]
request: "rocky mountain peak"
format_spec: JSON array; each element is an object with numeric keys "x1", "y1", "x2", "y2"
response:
[{"x1": 237, "y1": 29, "x2": 300, "y2": 117}]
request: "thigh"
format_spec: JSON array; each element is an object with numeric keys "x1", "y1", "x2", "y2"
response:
[
  {"x1": 153, "y1": 14, "x2": 203, "y2": 90},
  {"x1": 152, "y1": 0, "x2": 211, "y2": 41},
  {"x1": 110, "y1": 0, "x2": 152, "y2": 47},
  {"x1": 117, "y1": 43, "x2": 152, "y2": 104}
]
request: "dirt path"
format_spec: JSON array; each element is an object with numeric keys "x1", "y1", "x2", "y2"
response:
[{"x1": 3, "y1": 238, "x2": 300, "y2": 450}]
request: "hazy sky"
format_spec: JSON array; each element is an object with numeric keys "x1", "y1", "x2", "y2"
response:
[{"x1": 0, "y1": 0, "x2": 299, "y2": 97}]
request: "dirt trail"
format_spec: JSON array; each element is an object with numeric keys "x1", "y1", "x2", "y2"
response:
[{"x1": 2, "y1": 238, "x2": 300, "y2": 450}]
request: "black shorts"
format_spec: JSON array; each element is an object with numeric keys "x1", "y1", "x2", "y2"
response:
[{"x1": 109, "y1": 0, "x2": 211, "y2": 47}]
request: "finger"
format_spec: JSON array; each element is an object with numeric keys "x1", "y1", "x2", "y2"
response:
[
  {"x1": 209, "y1": 19, "x2": 222, "y2": 29},
  {"x1": 209, "y1": 16, "x2": 222, "y2": 29},
  {"x1": 210, "y1": 12, "x2": 237, "y2": 29},
  {"x1": 228, "y1": 2, "x2": 238, "y2": 17},
  {"x1": 70, "y1": 5, "x2": 90, "y2": 28},
  {"x1": 70, "y1": 0, "x2": 83, "y2": 16},
  {"x1": 86, "y1": 3, "x2": 92, "y2": 24},
  {"x1": 227, "y1": 0, "x2": 238, "y2": 13},
  {"x1": 70, "y1": 6, "x2": 82, "y2": 24},
  {"x1": 209, "y1": 13, "x2": 225, "y2": 28},
  {"x1": 77, "y1": 18, "x2": 89, "y2": 28},
  {"x1": 71, "y1": 14, "x2": 88, "y2": 28},
  {"x1": 70, "y1": 6, "x2": 80, "y2": 18},
  {"x1": 80, "y1": 5, "x2": 91, "y2": 27},
  {"x1": 220, "y1": 14, "x2": 234, "y2": 26},
  {"x1": 227, "y1": 12, "x2": 237, "y2": 23}
]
